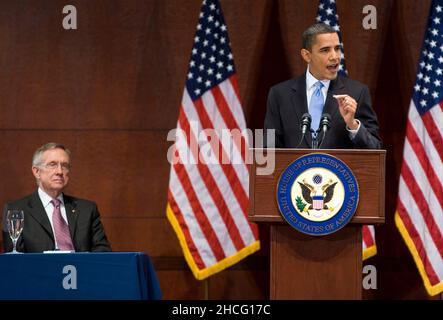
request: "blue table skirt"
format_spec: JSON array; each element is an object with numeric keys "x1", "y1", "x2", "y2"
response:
[{"x1": 0, "y1": 252, "x2": 162, "y2": 300}]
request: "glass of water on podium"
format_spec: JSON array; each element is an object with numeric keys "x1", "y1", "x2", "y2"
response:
[{"x1": 6, "y1": 209, "x2": 24, "y2": 253}]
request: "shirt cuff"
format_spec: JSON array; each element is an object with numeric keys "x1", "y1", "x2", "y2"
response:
[{"x1": 347, "y1": 119, "x2": 361, "y2": 139}]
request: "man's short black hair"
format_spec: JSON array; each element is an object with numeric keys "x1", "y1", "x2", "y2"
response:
[{"x1": 302, "y1": 23, "x2": 338, "y2": 50}]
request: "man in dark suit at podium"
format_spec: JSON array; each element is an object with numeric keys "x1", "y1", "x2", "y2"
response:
[
  {"x1": 2, "y1": 142, "x2": 111, "y2": 253},
  {"x1": 264, "y1": 23, "x2": 381, "y2": 149}
]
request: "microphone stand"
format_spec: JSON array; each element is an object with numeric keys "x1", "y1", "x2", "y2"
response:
[
  {"x1": 318, "y1": 129, "x2": 326, "y2": 149},
  {"x1": 296, "y1": 130, "x2": 309, "y2": 149},
  {"x1": 317, "y1": 114, "x2": 331, "y2": 149},
  {"x1": 296, "y1": 113, "x2": 312, "y2": 148},
  {"x1": 311, "y1": 130, "x2": 319, "y2": 149}
]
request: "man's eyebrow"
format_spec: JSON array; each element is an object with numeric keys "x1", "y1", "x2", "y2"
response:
[{"x1": 318, "y1": 44, "x2": 340, "y2": 50}]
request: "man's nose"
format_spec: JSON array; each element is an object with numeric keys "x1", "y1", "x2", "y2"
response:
[
  {"x1": 330, "y1": 49, "x2": 340, "y2": 61},
  {"x1": 54, "y1": 163, "x2": 64, "y2": 173}
]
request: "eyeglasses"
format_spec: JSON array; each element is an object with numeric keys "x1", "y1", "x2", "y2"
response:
[{"x1": 40, "y1": 161, "x2": 71, "y2": 172}]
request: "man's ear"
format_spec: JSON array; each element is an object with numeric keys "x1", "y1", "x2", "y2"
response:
[
  {"x1": 32, "y1": 166, "x2": 40, "y2": 180},
  {"x1": 300, "y1": 48, "x2": 311, "y2": 63}
]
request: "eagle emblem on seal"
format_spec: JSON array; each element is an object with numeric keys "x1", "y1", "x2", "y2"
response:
[{"x1": 296, "y1": 174, "x2": 337, "y2": 213}]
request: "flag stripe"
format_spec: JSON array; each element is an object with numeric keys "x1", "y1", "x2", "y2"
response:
[
  {"x1": 212, "y1": 83, "x2": 244, "y2": 133},
  {"x1": 168, "y1": 189, "x2": 206, "y2": 269},
  {"x1": 407, "y1": 103, "x2": 443, "y2": 214},
  {"x1": 169, "y1": 170, "x2": 217, "y2": 267},
  {"x1": 398, "y1": 177, "x2": 443, "y2": 282},
  {"x1": 190, "y1": 95, "x2": 250, "y2": 214},
  {"x1": 174, "y1": 124, "x2": 242, "y2": 257},
  {"x1": 178, "y1": 112, "x2": 248, "y2": 251},
  {"x1": 408, "y1": 104, "x2": 443, "y2": 188},
  {"x1": 432, "y1": 103, "x2": 443, "y2": 138},
  {"x1": 422, "y1": 108, "x2": 443, "y2": 162},
  {"x1": 223, "y1": 77, "x2": 254, "y2": 165},
  {"x1": 197, "y1": 87, "x2": 250, "y2": 181},
  {"x1": 212, "y1": 82, "x2": 249, "y2": 167},
  {"x1": 181, "y1": 90, "x2": 256, "y2": 244},
  {"x1": 407, "y1": 118, "x2": 443, "y2": 208},
  {"x1": 397, "y1": 199, "x2": 441, "y2": 285},
  {"x1": 362, "y1": 225, "x2": 375, "y2": 247},
  {"x1": 173, "y1": 160, "x2": 228, "y2": 261},
  {"x1": 198, "y1": 87, "x2": 250, "y2": 193},
  {"x1": 182, "y1": 90, "x2": 249, "y2": 213},
  {"x1": 401, "y1": 161, "x2": 443, "y2": 260},
  {"x1": 180, "y1": 117, "x2": 256, "y2": 247}
]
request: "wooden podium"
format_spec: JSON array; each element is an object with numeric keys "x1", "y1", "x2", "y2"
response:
[{"x1": 249, "y1": 149, "x2": 385, "y2": 299}]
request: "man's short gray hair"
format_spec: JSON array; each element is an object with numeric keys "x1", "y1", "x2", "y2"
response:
[
  {"x1": 32, "y1": 142, "x2": 71, "y2": 167},
  {"x1": 302, "y1": 23, "x2": 338, "y2": 51}
]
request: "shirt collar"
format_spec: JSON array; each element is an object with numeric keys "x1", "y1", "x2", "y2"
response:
[
  {"x1": 38, "y1": 187, "x2": 64, "y2": 208},
  {"x1": 306, "y1": 66, "x2": 330, "y2": 91}
]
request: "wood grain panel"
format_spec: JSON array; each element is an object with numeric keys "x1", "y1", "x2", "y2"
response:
[
  {"x1": 208, "y1": 270, "x2": 268, "y2": 300},
  {"x1": 101, "y1": 217, "x2": 182, "y2": 256},
  {"x1": 0, "y1": 0, "x2": 199, "y2": 130},
  {"x1": 0, "y1": 131, "x2": 171, "y2": 218},
  {"x1": 271, "y1": 225, "x2": 362, "y2": 299},
  {"x1": 156, "y1": 270, "x2": 206, "y2": 300}
]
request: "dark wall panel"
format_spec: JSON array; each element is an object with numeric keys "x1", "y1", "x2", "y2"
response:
[{"x1": 0, "y1": 131, "x2": 170, "y2": 218}]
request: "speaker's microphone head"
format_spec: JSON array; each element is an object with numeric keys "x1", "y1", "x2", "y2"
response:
[
  {"x1": 301, "y1": 113, "x2": 311, "y2": 126},
  {"x1": 320, "y1": 113, "x2": 331, "y2": 128}
]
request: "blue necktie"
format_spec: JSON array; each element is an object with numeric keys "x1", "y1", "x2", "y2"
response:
[{"x1": 309, "y1": 81, "x2": 325, "y2": 135}]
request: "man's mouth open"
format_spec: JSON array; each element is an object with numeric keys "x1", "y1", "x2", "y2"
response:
[{"x1": 327, "y1": 63, "x2": 339, "y2": 72}]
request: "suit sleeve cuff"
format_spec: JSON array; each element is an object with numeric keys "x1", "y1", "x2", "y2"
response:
[{"x1": 347, "y1": 119, "x2": 361, "y2": 140}]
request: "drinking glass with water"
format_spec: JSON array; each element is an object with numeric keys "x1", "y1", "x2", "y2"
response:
[{"x1": 6, "y1": 209, "x2": 24, "y2": 253}]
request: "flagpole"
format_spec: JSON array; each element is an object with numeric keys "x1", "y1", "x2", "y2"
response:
[{"x1": 204, "y1": 278, "x2": 209, "y2": 300}]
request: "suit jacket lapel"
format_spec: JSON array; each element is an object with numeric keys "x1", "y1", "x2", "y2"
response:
[
  {"x1": 291, "y1": 75, "x2": 313, "y2": 147},
  {"x1": 28, "y1": 191, "x2": 54, "y2": 240},
  {"x1": 63, "y1": 195, "x2": 78, "y2": 239}
]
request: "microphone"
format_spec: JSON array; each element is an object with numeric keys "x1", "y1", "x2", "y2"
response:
[
  {"x1": 320, "y1": 113, "x2": 331, "y2": 132},
  {"x1": 296, "y1": 113, "x2": 312, "y2": 148},
  {"x1": 300, "y1": 113, "x2": 312, "y2": 135},
  {"x1": 318, "y1": 113, "x2": 331, "y2": 148}
]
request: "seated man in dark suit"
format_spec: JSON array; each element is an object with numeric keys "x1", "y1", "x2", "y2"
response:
[
  {"x1": 264, "y1": 23, "x2": 381, "y2": 149},
  {"x1": 2, "y1": 142, "x2": 111, "y2": 252}
]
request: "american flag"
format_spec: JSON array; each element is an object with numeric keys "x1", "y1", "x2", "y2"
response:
[
  {"x1": 166, "y1": 0, "x2": 260, "y2": 280},
  {"x1": 316, "y1": 0, "x2": 376, "y2": 260},
  {"x1": 395, "y1": 0, "x2": 443, "y2": 296}
]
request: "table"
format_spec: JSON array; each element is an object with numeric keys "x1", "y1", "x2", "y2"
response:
[{"x1": 0, "y1": 252, "x2": 162, "y2": 300}]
